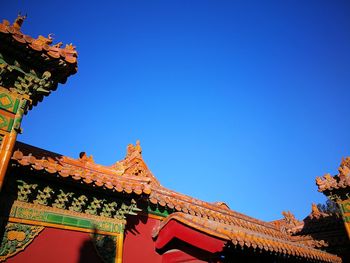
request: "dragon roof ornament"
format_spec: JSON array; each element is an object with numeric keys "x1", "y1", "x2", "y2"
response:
[{"x1": 316, "y1": 156, "x2": 350, "y2": 193}]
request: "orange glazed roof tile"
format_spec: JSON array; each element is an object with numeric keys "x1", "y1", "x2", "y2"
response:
[
  {"x1": 0, "y1": 17, "x2": 78, "y2": 64},
  {"x1": 11, "y1": 141, "x2": 152, "y2": 195},
  {"x1": 153, "y1": 212, "x2": 342, "y2": 263},
  {"x1": 316, "y1": 157, "x2": 350, "y2": 193},
  {"x1": 150, "y1": 186, "x2": 288, "y2": 239},
  {"x1": 0, "y1": 16, "x2": 77, "y2": 81}
]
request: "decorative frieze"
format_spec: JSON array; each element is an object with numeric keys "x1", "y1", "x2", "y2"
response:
[
  {"x1": 15, "y1": 179, "x2": 142, "y2": 220},
  {"x1": 0, "y1": 222, "x2": 44, "y2": 262},
  {"x1": 10, "y1": 201, "x2": 122, "y2": 233}
]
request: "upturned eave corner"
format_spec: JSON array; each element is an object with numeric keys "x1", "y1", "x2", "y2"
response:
[{"x1": 0, "y1": 14, "x2": 78, "y2": 111}]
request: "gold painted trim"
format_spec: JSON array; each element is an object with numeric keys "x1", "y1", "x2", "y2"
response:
[
  {"x1": 8, "y1": 217, "x2": 119, "y2": 237},
  {"x1": 138, "y1": 211, "x2": 164, "y2": 221},
  {"x1": 146, "y1": 213, "x2": 164, "y2": 221},
  {"x1": 344, "y1": 222, "x2": 350, "y2": 239},
  {"x1": 115, "y1": 233, "x2": 124, "y2": 263},
  {"x1": 12, "y1": 200, "x2": 125, "y2": 225}
]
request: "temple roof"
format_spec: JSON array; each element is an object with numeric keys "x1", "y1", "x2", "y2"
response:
[
  {"x1": 316, "y1": 157, "x2": 350, "y2": 193},
  {"x1": 153, "y1": 212, "x2": 341, "y2": 263},
  {"x1": 0, "y1": 15, "x2": 77, "y2": 65},
  {"x1": 12, "y1": 141, "x2": 154, "y2": 195},
  {"x1": 150, "y1": 186, "x2": 285, "y2": 237},
  {"x1": 10, "y1": 141, "x2": 343, "y2": 262},
  {"x1": 272, "y1": 204, "x2": 349, "y2": 260},
  {"x1": 0, "y1": 15, "x2": 78, "y2": 108}
]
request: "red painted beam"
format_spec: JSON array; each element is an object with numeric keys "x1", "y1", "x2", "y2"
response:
[{"x1": 155, "y1": 220, "x2": 226, "y2": 253}]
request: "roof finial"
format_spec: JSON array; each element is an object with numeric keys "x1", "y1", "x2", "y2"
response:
[
  {"x1": 65, "y1": 43, "x2": 76, "y2": 51},
  {"x1": 282, "y1": 211, "x2": 299, "y2": 227},
  {"x1": 79, "y1": 152, "x2": 94, "y2": 163},
  {"x1": 310, "y1": 203, "x2": 323, "y2": 219},
  {"x1": 126, "y1": 140, "x2": 142, "y2": 157},
  {"x1": 135, "y1": 140, "x2": 142, "y2": 155},
  {"x1": 339, "y1": 157, "x2": 350, "y2": 178},
  {"x1": 35, "y1": 34, "x2": 54, "y2": 46},
  {"x1": 13, "y1": 12, "x2": 27, "y2": 31}
]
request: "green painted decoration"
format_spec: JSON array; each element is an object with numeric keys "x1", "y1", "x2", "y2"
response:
[
  {"x1": 0, "y1": 54, "x2": 54, "y2": 99},
  {"x1": 9, "y1": 178, "x2": 140, "y2": 233},
  {"x1": 0, "y1": 222, "x2": 44, "y2": 262}
]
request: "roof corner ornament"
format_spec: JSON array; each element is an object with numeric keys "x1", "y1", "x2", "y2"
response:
[
  {"x1": 135, "y1": 140, "x2": 142, "y2": 154},
  {"x1": 126, "y1": 140, "x2": 142, "y2": 158},
  {"x1": 282, "y1": 211, "x2": 300, "y2": 227},
  {"x1": 79, "y1": 152, "x2": 94, "y2": 163},
  {"x1": 277, "y1": 210, "x2": 302, "y2": 235},
  {"x1": 316, "y1": 173, "x2": 338, "y2": 192},
  {"x1": 35, "y1": 34, "x2": 54, "y2": 46},
  {"x1": 13, "y1": 12, "x2": 27, "y2": 31},
  {"x1": 338, "y1": 157, "x2": 350, "y2": 179},
  {"x1": 53, "y1": 42, "x2": 63, "y2": 48},
  {"x1": 310, "y1": 203, "x2": 327, "y2": 219},
  {"x1": 65, "y1": 43, "x2": 76, "y2": 51}
]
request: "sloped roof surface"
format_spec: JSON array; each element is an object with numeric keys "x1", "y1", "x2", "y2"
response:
[
  {"x1": 12, "y1": 141, "x2": 153, "y2": 195},
  {"x1": 153, "y1": 212, "x2": 341, "y2": 263}
]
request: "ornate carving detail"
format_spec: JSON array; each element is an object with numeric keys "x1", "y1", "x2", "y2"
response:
[
  {"x1": 17, "y1": 180, "x2": 38, "y2": 202},
  {"x1": 33, "y1": 34, "x2": 53, "y2": 46},
  {"x1": 13, "y1": 178, "x2": 142, "y2": 222},
  {"x1": 53, "y1": 42, "x2": 63, "y2": 48},
  {"x1": 79, "y1": 152, "x2": 94, "y2": 163},
  {"x1": 69, "y1": 195, "x2": 88, "y2": 213},
  {"x1": 309, "y1": 203, "x2": 327, "y2": 219},
  {"x1": 52, "y1": 190, "x2": 73, "y2": 209},
  {"x1": 86, "y1": 198, "x2": 105, "y2": 216},
  {"x1": 276, "y1": 211, "x2": 302, "y2": 234},
  {"x1": 213, "y1": 202, "x2": 230, "y2": 210},
  {"x1": 0, "y1": 54, "x2": 55, "y2": 105},
  {"x1": 282, "y1": 211, "x2": 300, "y2": 227},
  {"x1": 11, "y1": 201, "x2": 123, "y2": 233},
  {"x1": 65, "y1": 43, "x2": 76, "y2": 51},
  {"x1": 126, "y1": 140, "x2": 142, "y2": 158},
  {"x1": 316, "y1": 173, "x2": 338, "y2": 192},
  {"x1": 0, "y1": 223, "x2": 44, "y2": 262},
  {"x1": 129, "y1": 163, "x2": 145, "y2": 177},
  {"x1": 316, "y1": 156, "x2": 350, "y2": 194},
  {"x1": 12, "y1": 13, "x2": 27, "y2": 31},
  {"x1": 100, "y1": 202, "x2": 117, "y2": 218},
  {"x1": 297, "y1": 237, "x2": 329, "y2": 249},
  {"x1": 114, "y1": 199, "x2": 141, "y2": 220},
  {"x1": 338, "y1": 157, "x2": 350, "y2": 179},
  {"x1": 14, "y1": 71, "x2": 52, "y2": 95},
  {"x1": 329, "y1": 193, "x2": 342, "y2": 203},
  {"x1": 33, "y1": 186, "x2": 54, "y2": 205}
]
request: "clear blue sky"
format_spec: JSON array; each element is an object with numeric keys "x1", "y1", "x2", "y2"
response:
[{"x1": 2, "y1": 1, "x2": 350, "y2": 221}]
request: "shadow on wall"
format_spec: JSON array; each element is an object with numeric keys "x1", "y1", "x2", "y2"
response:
[{"x1": 78, "y1": 227, "x2": 116, "y2": 263}]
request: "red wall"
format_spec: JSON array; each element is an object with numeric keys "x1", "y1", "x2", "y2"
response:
[
  {"x1": 123, "y1": 215, "x2": 162, "y2": 263},
  {"x1": 162, "y1": 250, "x2": 208, "y2": 263},
  {"x1": 6, "y1": 227, "x2": 102, "y2": 263}
]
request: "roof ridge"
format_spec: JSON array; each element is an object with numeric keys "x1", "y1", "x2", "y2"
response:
[
  {"x1": 0, "y1": 17, "x2": 78, "y2": 64},
  {"x1": 151, "y1": 186, "x2": 280, "y2": 231}
]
